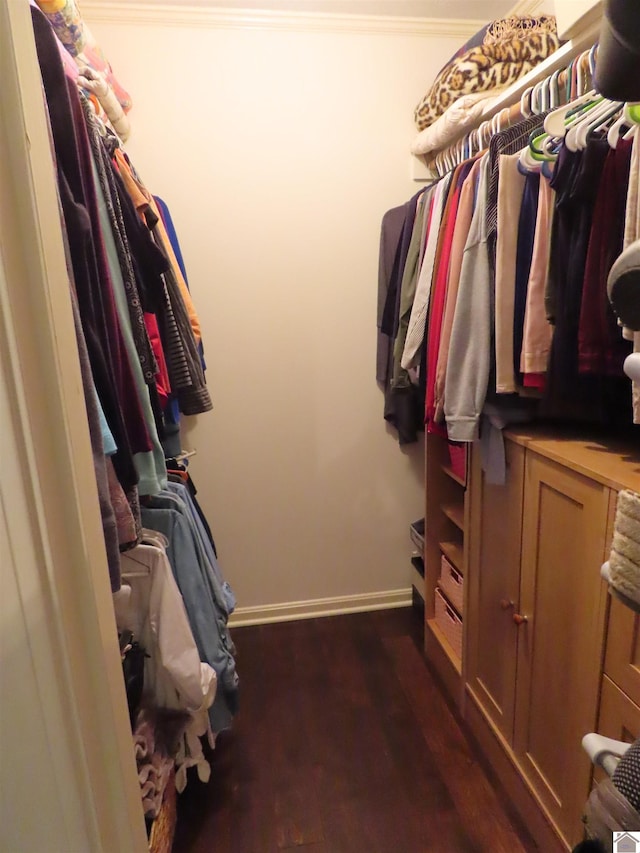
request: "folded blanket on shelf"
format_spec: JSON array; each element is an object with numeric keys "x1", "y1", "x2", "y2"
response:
[
  {"x1": 410, "y1": 90, "x2": 504, "y2": 156},
  {"x1": 609, "y1": 489, "x2": 640, "y2": 604},
  {"x1": 414, "y1": 15, "x2": 559, "y2": 132}
]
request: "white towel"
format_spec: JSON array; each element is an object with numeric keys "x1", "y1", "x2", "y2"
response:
[{"x1": 609, "y1": 490, "x2": 640, "y2": 604}]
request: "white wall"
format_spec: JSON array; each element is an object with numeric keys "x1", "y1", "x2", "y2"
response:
[{"x1": 87, "y1": 12, "x2": 466, "y2": 611}]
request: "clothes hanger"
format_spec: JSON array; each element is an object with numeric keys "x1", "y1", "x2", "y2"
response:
[
  {"x1": 497, "y1": 107, "x2": 510, "y2": 134},
  {"x1": 577, "y1": 100, "x2": 624, "y2": 149},
  {"x1": 565, "y1": 98, "x2": 623, "y2": 151},
  {"x1": 608, "y1": 113, "x2": 631, "y2": 148},
  {"x1": 548, "y1": 69, "x2": 562, "y2": 109},
  {"x1": 121, "y1": 549, "x2": 153, "y2": 578},
  {"x1": 588, "y1": 44, "x2": 598, "y2": 79},
  {"x1": 543, "y1": 89, "x2": 600, "y2": 137},
  {"x1": 519, "y1": 142, "x2": 542, "y2": 169},
  {"x1": 626, "y1": 102, "x2": 640, "y2": 124},
  {"x1": 609, "y1": 102, "x2": 640, "y2": 147},
  {"x1": 520, "y1": 86, "x2": 534, "y2": 118}
]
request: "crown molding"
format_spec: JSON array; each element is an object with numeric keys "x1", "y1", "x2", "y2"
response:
[
  {"x1": 81, "y1": 2, "x2": 485, "y2": 38},
  {"x1": 507, "y1": 0, "x2": 551, "y2": 16}
]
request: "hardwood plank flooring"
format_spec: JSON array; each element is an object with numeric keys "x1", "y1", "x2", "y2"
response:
[{"x1": 172, "y1": 609, "x2": 538, "y2": 852}]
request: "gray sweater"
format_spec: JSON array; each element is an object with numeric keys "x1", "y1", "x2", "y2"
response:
[{"x1": 444, "y1": 154, "x2": 491, "y2": 442}]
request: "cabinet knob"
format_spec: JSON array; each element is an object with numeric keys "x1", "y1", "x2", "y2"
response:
[
  {"x1": 512, "y1": 613, "x2": 528, "y2": 626},
  {"x1": 500, "y1": 599, "x2": 514, "y2": 610}
]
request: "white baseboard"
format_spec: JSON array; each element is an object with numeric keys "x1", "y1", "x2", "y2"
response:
[{"x1": 228, "y1": 588, "x2": 412, "y2": 627}]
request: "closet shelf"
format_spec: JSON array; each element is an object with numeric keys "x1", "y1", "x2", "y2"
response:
[
  {"x1": 439, "y1": 540, "x2": 464, "y2": 572},
  {"x1": 442, "y1": 464, "x2": 465, "y2": 488},
  {"x1": 427, "y1": 618, "x2": 462, "y2": 675},
  {"x1": 441, "y1": 502, "x2": 465, "y2": 532}
]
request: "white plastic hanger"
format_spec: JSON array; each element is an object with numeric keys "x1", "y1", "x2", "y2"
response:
[
  {"x1": 609, "y1": 102, "x2": 640, "y2": 148},
  {"x1": 520, "y1": 86, "x2": 533, "y2": 118},
  {"x1": 543, "y1": 89, "x2": 598, "y2": 137},
  {"x1": 565, "y1": 98, "x2": 623, "y2": 151},
  {"x1": 577, "y1": 100, "x2": 623, "y2": 149}
]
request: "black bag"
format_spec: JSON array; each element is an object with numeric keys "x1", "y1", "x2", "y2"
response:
[{"x1": 120, "y1": 630, "x2": 147, "y2": 727}]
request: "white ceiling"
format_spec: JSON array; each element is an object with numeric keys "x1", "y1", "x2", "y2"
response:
[{"x1": 143, "y1": 0, "x2": 517, "y2": 21}]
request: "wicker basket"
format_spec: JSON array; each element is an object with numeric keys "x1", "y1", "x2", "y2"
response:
[
  {"x1": 434, "y1": 587, "x2": 463, "y2": 661},
  {"x1": 148, "y1": 769, "x2": 177, "y2": 853},
  {"x1": 439, "y1": 554, "x2": 464, "y2": 614}
]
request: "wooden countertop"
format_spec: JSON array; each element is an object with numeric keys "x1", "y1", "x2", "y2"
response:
[{"x1": 504, "y1": 425, "x2": 640, "y2": 492}]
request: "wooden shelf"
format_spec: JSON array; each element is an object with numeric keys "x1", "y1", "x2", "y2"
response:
[
  {"x1": 441, "y1": 502, "x2": 464, "y2": 532},
  {"x1": 439, "y1": 540, "x2": 464, "y2": 572},
  {"x1": 442, "y1": 464, "x2": 465, "y2": 488},
  {"x1": 426, "y1": 618, "x2": 462, "y2": 676}
]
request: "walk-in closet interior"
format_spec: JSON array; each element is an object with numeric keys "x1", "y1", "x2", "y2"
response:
[{"x1": 2, "y1": 0, "x2": 640, "y2": 850}]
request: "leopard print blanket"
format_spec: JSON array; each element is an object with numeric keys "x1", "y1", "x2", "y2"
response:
[{"x1": 414, "y1": 16, "x2": 560, "y2": 132}]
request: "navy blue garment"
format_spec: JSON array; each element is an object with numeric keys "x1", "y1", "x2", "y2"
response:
[
  {"x1": 513, "y1": 165, "x2": 540, "y2": 384},
  {"x1": 380, "y1": 190, "x2": 425, "y2": 444},
  {"x1": 155, "y1": 196, "x2": 188, "y2": 283},
  {"x1": 154, "y1": 195, "x2": 206, "y2": 372},
  {"x1": 543, "y1": 139, "x2": 610, "y2": 422}
]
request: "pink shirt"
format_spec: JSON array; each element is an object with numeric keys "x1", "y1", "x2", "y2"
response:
[{"x1": 433, "y1": 159, "x2": 481, "y2": 424}]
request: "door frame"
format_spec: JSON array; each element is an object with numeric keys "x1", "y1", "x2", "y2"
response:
[{"x1": 0, "y1": 2, "x2": 146, "y2": 849}]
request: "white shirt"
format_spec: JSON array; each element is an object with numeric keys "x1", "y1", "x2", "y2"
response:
[{"x1": 115, "y1": 538, "x2": 217, "y2": 791}]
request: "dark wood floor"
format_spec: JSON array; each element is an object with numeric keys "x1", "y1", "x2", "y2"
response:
[{"x1": 172, "y1": 608, "x2": 538, "y2": 852}]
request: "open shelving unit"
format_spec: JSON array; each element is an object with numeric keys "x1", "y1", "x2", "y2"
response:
[{"x1": 423, "y1": 430, "x2": 469, "y2": 705}]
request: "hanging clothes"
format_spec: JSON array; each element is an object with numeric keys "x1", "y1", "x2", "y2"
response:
[
  {"x1": 512, "y1": 163, "x2": 540, "y2": 387},
  {"x1": 379, "y1": 190, "x2": 424, "y2": 444},
  {"x1": 520, "y1": 165, "x2": 555, "y2": 389},
  {"x1": 495, "y1": 152, "x2": 526, "y2": 394},
  {"x1": 378, "y1": 97, "x2": 639, "y2": 451},
  {"x1": 31, "y1": 6, "x2": 238, "y2": 799},
  {"x1": 433, "y1": 158, "x2": 482, "y2": 423},
  {"x1": 425, "y1": 159, "x2": 478, "y2": 431},
  {"x1": 141, "y1": 491, "x2": 239, "y2": 734}
]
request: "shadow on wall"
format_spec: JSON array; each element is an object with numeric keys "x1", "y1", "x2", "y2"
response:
[{"x1": 384, "y1": 421, "x2": 425, "y2": 487}]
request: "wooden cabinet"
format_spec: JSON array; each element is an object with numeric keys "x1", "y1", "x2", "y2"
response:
[
  {"x1": 604, "y1": 597, "x2": 640, "y2": 709},
  {"x1": 599, "y1": 675, "x2": 640, "y2": 747},
  {"x1": 467, "y1": 439, "x2": 524, "y2": 745},
  {"x1": 596, "y1": 581, "x2": 640, "y2": 779},
  {"x1": 514, "y1": 454, "x2": 610, "y2": 845},
  {"x1": 461, "y1": 428, "x2": 639, "y2": 852}
]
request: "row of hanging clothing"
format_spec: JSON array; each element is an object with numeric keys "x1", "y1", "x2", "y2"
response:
[
  {"x1": 30, "y1": 2, "x2": 238, "y2": 822},
  {"x1": 378, "y1": 53, "x2": 640, "y2": 449}
]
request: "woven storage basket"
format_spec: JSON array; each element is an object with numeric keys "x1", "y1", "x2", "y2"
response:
[
  {"x1": 148, "y1": 769, "x2": 177, "y2": 853},
  {"x1": 435, "y1": 587, "x2": 463, "y2": 660},
  {"x1": 439, "y1": 554, "x2": 464, "y2": 614}
]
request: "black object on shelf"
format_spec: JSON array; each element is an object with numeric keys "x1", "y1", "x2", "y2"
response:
[{"x1": 411, "y1": 554, "x2": 425, "y2": 578}]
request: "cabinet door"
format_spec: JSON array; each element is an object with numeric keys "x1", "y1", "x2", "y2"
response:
[
  {"x1": 599, "y1": 675, "x2": 640, "y2": 748},
  {"x1": 514, "y1": 454, "x2": 611, "y2": 847},
  {"x1": 466, "y1": 440, "x2": 525, "y2": 745},
  {"x1": 605, "y1": 596, "x2": 640, "y2": 710}
]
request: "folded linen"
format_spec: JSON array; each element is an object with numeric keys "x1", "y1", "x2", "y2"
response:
[
  {"x1": 410, "y1": 90, "x2": 505, "y2": 156},
  {"x1": 609, "y1": 489, "x2": 640, "y2": 604}
]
